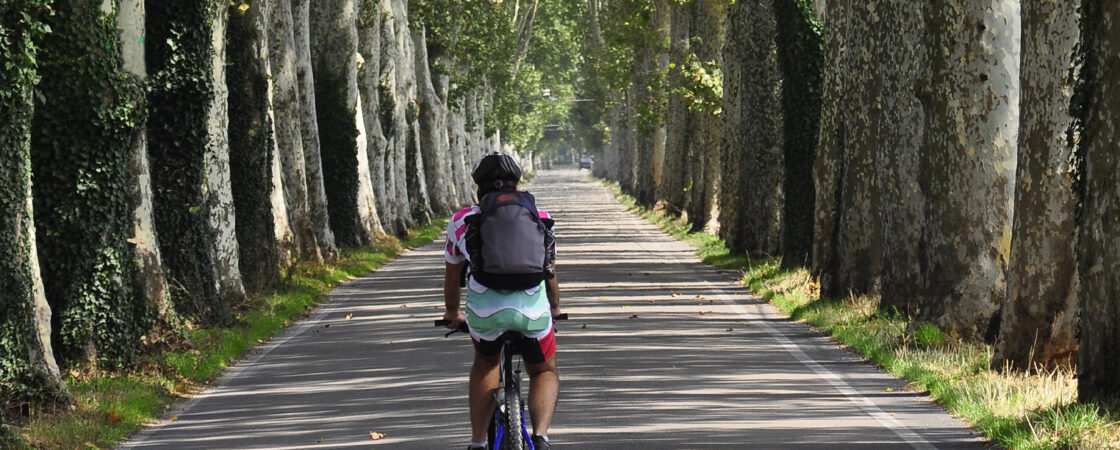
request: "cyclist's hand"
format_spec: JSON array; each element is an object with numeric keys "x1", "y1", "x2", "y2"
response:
[
  {"x1": 443, "y1": 309, "x2": 466, "y2": 330},
  {"x1": 551, "y1": 306, "x2": 562, "y2": 320}
]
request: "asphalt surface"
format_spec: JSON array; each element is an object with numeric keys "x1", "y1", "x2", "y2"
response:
[{"x1": 119, "y1": 168, "x2": 991, "y2": 449}]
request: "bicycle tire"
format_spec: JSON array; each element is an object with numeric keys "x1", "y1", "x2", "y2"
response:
[{"x1": 504, "y1": 372, "x2": 526, "y2": 449}]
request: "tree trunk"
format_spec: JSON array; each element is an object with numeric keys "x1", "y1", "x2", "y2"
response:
[
  {"x1": 0, "y1": 13, "x2": 70, "y2": 404},
  {"x1": 1076, "y1": 0, "x2": 1120, "y2": 404},
  {"x1": 378, "y1": 0, "x2": 418, "y2": 234},
  {"x1": 661, "y1": 1, "x2": 691, "y2": 215},
  {"x1": 294, "y1": 0, "x2": 340, "y2": 258},
  {"x1": 413, "y1": 26, "x2": 455, "y2": 216},
  {"x1": 33, "y1": 0, "x2": 146, "y2": 365},
  {"x1": 311, "y1": 0, "x2": 375, "y2": 248},
  {"x1": 920, "y1": 0, "x2": 1019, "y2": 341},
  {"x1": 812, "y1": 0, "x2": 882, "y2": 298},
  {"x1": 358, "y1": 2, "x2": 396, "y2": 231},
  {"x1": 685, "y1": 0, "x2": 724, "y2": 234},
  {"x1": 725, "y1": 0, "x2": 783, "y2": 256},
  {"x1": 117, "y1": 0, "x2": 177, "y2": 333},
  {"x1": 268, "y1": 0, "x2": 322, "y2": 264},
  {"x1": 206, "y1": 3, "x2": 247, "y2": 301},
  {"x1": 873, "y1": 0, "x2": 930, "y2": 316},
  {"x1": 227, "y1": 0, "x2": 280, "y2": 294},
  {"x1": 718, "y1": 0, "x2": 746, "y2": 252},
  {"x1": 394, "y1": 0, "x2": 433, "y2": 225},
  {"x1": 992, "y1": 0, "x2": 1080, "y2": 371},
  {"x1": 634, "y1": 0, "x2": 669, "y2": 207},
  {"x1": 774, "y1": 0, "x2": 823, "y2": 268}
]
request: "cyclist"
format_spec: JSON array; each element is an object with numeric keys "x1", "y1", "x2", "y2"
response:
[{"x1": 443, "y1": 152, "x2": 561, "y2": 450}]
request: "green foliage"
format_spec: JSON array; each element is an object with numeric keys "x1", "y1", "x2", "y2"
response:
[
  {"x1": 670, "y1": 53, "x2": 722, "y2": 114},
  {"x1": 146, "y1": 0, "x2": 225, "y2": 324},
  {"x1": 30, "y1": 0, "x2": 148, "y2": 371},
  {"x1": 412, "y1": 0, "x2": 587, "y2": 153},
  {"x1": 226, "y1": 1, "x2": 280, "y2": 293}
]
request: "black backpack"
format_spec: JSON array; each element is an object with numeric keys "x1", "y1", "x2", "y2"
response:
[{"x1": 464, "y1": 190, "x2": 555, "y2": 290}]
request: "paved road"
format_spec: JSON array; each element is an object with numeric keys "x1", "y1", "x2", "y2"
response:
[{"x1": 120, "y1": 169, "x2": 990, "y2": 449}]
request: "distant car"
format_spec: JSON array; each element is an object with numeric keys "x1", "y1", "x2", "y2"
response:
[{"x1": 579, "y1": 156, "x2": 592, "y2": 170}]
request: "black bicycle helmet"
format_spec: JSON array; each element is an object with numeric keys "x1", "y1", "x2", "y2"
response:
[{"x1": 471, "y1": 151, "x2": 522, "y2": 187}]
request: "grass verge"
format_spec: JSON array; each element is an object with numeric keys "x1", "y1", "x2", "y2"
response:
[
  {"x1": 603, "y1": 180, "x2": 1120, "y2": 450},
  {"x1": 11, "y1": 220, "x2": 447, "y2": 449}
]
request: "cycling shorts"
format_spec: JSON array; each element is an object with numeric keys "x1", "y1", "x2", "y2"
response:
[{"x1": 472, "y1": 327, "x2": 556, "y2": 364}]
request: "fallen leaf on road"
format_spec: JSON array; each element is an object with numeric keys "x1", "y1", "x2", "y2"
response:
[
  {"x1": 370, "y1": 431, "x2": 387, "y2": 440},
  {"x1": 621, "y1": 305, "x2": 630, "y2": 309},
  {"x1": 884, "y1": 387, "x2": 894, "y2": 392},
  {"x1": 671, "y1": 292, "x2": 679, "y2": 298},
  {"x1": 695, "y1": 294, "x2": 705, "y2": 299},
  {"x1": 629, "y1": 314, "x2": 639, "y2": 319},
  {"x1": 646, "y1": 299, "x2": 655, "y2": 303},
  {"x1": 699, "y1": 311, "x2": 711, "y2": 315},
  {"x1": 582, "y1": 324, "x2": 587, "y2": 329},
  {"x1": 400, "y1": 304, "x2": 408, "y2": 308},
  {"x1": 599, "y1": 296, "x2": 606, "y2": 300},
  {"x1": 345, "y1": 313, "x2": 354, "y2": 320},
  {"x1": 169, "y1": 416, "x2": 178, "y2": 422},
  {"x1": 727, "y1": 328, "x2": 733, "y2": 332}
]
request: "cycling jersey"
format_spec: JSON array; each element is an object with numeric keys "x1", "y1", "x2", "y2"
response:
[{"x1": 446, "y1": 205, "x2": 555, "y2": 342}]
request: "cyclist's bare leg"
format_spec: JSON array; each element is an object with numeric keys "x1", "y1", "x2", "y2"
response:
[
  {"x1": 469, "y1": 353, "x2": 501, "y2": 442},
  {"x1": 525, "y1": 355, "x2": 559, "y2": 436}
]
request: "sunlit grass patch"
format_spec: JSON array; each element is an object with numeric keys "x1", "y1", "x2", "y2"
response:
[
  {"x1": 18, "y1": 375, "x2": 174, "y2": 449},
  {"x1": 17, "y1": 219, "x2": 448, "y2": 449}
]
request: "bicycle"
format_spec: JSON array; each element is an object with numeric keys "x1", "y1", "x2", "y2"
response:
[{"x1": 436, "y1": 314, "x2": 568, "y2": 450}]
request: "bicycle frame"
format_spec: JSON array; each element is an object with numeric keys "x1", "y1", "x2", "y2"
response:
[{"x1": 491, "y1": 332, "x2": 534, "y2": 450}]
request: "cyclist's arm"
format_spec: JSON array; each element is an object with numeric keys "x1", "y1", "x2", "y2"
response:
[{"x1": 443, "y1": 261, "x2": 466, "y2": 325}]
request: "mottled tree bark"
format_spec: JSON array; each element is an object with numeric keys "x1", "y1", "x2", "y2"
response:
[
  {"x1": 294, "y1": 0, "x2": 340, "y2": 258},
  {"x1": 117, "y1": 0, "x2": 176, "y2": 332},
  {"x1": 394, "y1": 0, "x2": 433, "y2": 225},
  {"x1": 718, "y1": 0, "x2": 746, "y2": 252},
  {"x1": 378, "y1": 0, "x2": 419, "y2": 234},
  {"x1": 726, "y1": 0, "x2": 783, "y2": 256},
  {"x1": 993, "y1": 0, "x2": 1080, "y2": 371},
  {"x1": 874, "y1": 0, "x2": 930, "y2": 316},
  {"x1": 1076, "y1": 0, "x2": 1120, "y2": 404},
  {"x1": 358, "y1": 2, "x2": 395, "y2": 231},
  {"x1": 311, "y1": 0, "x2": 379, "y2": 247},
  {"x1": 920, "y1": 0, "x2": 1019, "y2": 340},
  {"x1": 661, "y1": 1, "x2": 692, "y2": 215},
  {"x1": 413, "y1": 26, "x2": 455, "y2": 216},
  {"x1": 812, "y1": 0, "x2": 882, "y2": 298},
  {"x1": 205, "y1": 4, "x2": 247, "y2": 300},
  {"x1": 634, "y1": 0, "x2": 669, "y2": 207},
  {"x1": 269, "y1": 0, "x2": 322, "y2": 264},
  {"x1": 686, "y1": 0, "x2": 724, "y2": 234}
]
